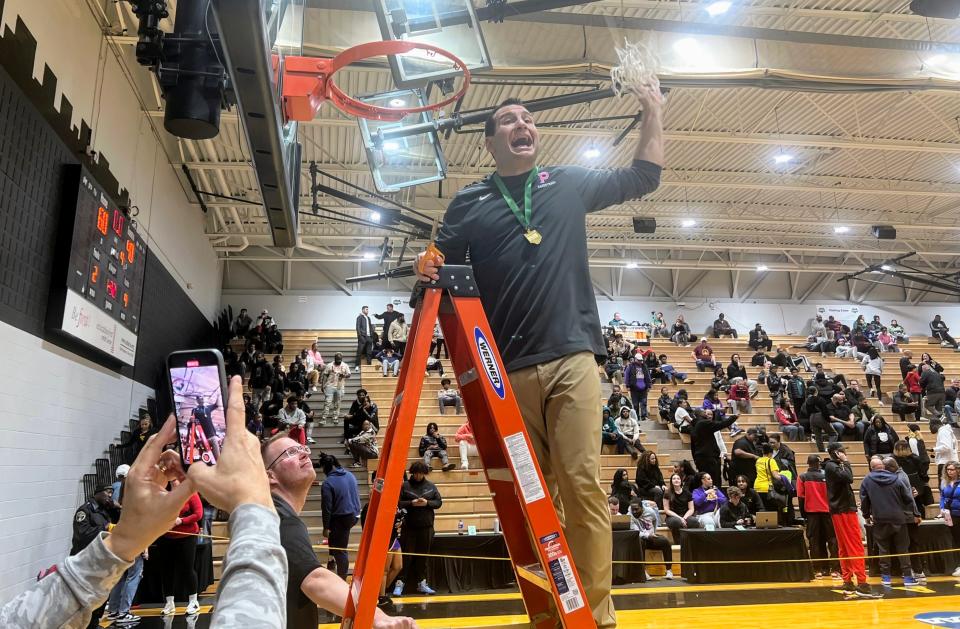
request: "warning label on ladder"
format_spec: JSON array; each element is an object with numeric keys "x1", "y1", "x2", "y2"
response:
[
  {"x1": 504, "y1": 432, "x2": 547, "y2": 504},
  {"x1": 539, "y1": 532, "x2": 586, "y2": 613}
]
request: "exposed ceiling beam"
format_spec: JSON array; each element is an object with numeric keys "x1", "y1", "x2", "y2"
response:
[
  {"x1": 239, "y1": 260, "x2": 283, "y2": 295},
  {"x1": 308, "y1": 261, "x2": 352, "y2": 295},
  {"x1": 677, "y1": 270, "x2": 711, "y2": 300}
]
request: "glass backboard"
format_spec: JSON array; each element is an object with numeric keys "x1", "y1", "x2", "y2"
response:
[
  {"x1": 357, "y1": 89, "x2": 447, "y2": 192},
  {"x1": 373, "y1": 0, "x2": 491, "y2": 88}
]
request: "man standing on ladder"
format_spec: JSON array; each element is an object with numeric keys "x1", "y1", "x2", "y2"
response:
[{"x1": 417, "y1": 82, "x2": 664, "y2": 628}]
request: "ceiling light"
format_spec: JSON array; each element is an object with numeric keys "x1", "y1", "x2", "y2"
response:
[
  {"x1": 833, "y1": 226, "x2": 849, "y2": 234},
  {"x1": 370, "y1": 211, "x2": 381, "y2": 222},
  {"x1": 626, "y1": 262, "x2": 639, "y2": 269},
  {"x1": 927, "y1": 54, "x2": 947, "y2": 66},
  {"x1": 881, "y1": 264, "x2": 893, "y2": 271},
  {"x1": 388, "y1": 98, "x2": 406, "y2": 107},
  {"x1": 382, "y1": 141, "x2": 401, "y2": 153},
  {"x1": 672, "y1": 38, "x2": 704, "y2": 64},
  {"x1": 584, "y1": 147, "x2": 601, "y2": 159},
  {"x1": 705, "y1": 1, "x2": 731, "y2": 16},
  {"x1": 362, "y1": 252, "x2": 376, "y2": 260},
  {"x1": 756, "y1": 264, "x2": 768, "y2": 272},
  {"x1": 773, "y1": 153, "x2": 794, "y2": 164},
  {"x1": 681, "y1": 219, "x2": 697, "y2": 227}
]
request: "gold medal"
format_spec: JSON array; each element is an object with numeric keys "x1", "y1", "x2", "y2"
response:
[{"x1": 524, "y1": 228, "x2": 542, "y2": 245}]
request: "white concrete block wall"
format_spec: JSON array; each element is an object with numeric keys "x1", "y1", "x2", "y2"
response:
[{"x1": 0, "y1": 321, "x2": 153, "y2": 604}]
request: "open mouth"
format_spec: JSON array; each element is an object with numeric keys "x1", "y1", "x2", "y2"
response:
[{"x1": 510, "y1": 136, "x2": 533, "y2": 149}]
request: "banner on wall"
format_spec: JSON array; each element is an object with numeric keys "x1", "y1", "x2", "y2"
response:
[{"x1": 815, "y1": 304, "x2": 861, "y2": 325}]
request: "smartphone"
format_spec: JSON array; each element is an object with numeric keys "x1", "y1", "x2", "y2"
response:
[{"x1": 167, "y1": 349, "x2": 229, "y2": 468}]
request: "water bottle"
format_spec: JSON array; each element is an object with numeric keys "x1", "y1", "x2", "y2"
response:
[
  {"x1": 493, "y1": 518, "x2": 501, "y2": 534},
  {"x1": 458, "y1": 519, "x2": 465, "y2": 535}
]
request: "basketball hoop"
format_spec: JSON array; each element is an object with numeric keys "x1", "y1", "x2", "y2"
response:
[{"x1": 281, "y1": 40, "x2": 471, "y2": 123}]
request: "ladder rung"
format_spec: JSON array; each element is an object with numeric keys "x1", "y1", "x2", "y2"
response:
[{"x1": 516, "y1": 563, "x2": 551, "y2": 593}]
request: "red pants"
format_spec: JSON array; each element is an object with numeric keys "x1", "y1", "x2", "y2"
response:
[
  {"x1": 831, "y1": 511, "x2": 866, "y2": 584},
  {"x1": 288, "y1": 426, "x2": 306, "y2": 445}
]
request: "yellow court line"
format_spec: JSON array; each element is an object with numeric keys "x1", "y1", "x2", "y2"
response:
[
  {"x1": 392, "y1": 575, "x2": 960, "y2": 604},
  {"x1": 319, "y1": 595, "x2": 960, "y2": 628}
]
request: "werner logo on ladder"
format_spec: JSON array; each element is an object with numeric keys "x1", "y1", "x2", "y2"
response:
[{"x1": 342, "y1": 246, "x2": 596, "y2": 629}]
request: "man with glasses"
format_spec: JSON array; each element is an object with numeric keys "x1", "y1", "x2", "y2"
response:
[{"x1": 262, "y1": 436, "x2": 416, "y2": 628}]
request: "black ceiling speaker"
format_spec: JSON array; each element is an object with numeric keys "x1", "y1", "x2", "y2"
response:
[
  {"x1": 632, "y1": 217, "x2": 657, "y2": 234},
  {"x1": 909, "y1": 0, "x2": 960, "y2": 18},
  {"x1": 872, "y1": 225, "x2": 897, "y2": 240}
]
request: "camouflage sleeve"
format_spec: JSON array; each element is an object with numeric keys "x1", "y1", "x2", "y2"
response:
[
  {"x1": 211, "y1": 503, "x2": 287, "y2": 628},
  {"x1": 0, "y1": 533, "x2": 130, "y2": 628}
]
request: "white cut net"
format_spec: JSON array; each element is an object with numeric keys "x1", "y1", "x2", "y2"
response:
[{"x1": 610, "y1": 40, "x2": 661, "y2": 97}]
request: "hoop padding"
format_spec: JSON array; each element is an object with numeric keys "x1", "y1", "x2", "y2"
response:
[
  {"x1": 610, "y1": 40, "x2": 660, "y2": 98},
  {"x1": 289, "y1": 40, "x2": 471, "y2": 122}
]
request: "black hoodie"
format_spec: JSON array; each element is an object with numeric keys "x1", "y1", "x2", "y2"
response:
[
  {"x1": 824, "y1": 459, "x2": 857, "y2": 514},
  {"x1": 859, "y1": 469, "x2": 919, "y2": 523},
  {"x1": 863, "y1": 420, "x2": 899, "y2": 459}
]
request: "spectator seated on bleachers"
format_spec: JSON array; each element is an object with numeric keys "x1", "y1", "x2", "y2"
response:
[
  {"x1": 876, "y1": 327, "x2": 899, "y2": 353},
  {"x1": 454, "y1": 420, "x2": 476, "y2": 470},
  {"x1": 734, "y1": 475, "x2": 765, "y2": 515},
  {"x1": 419, "y1": 422, "x2": 456, "y2": 472},
  {"x1": 863, "y1": 415, "x2": 898, "y2": 462},
  {"x1": 652, "y1": 311, "x2": 669, "y2": 338},
  {"x1": 673, "y1": 399, "x2": 694, "y2": 432},
  {"x1": 710, "y1": 365, "x2": 730, "y2": 393},
  {"x1": 692, "y1": 472, "x2": 726, "y2": 528},
  {"x1": 748, "y1": 323, "x2": 773, "y2": 352},
  {"x1": 609, "y1": 469, "x2": 641, "y2": 515},
  {"x1": 726, "y1": 380, "x2": 752, "y2": 416},
  {"x1": 889, "y1": 319, "x2": 908, "y2": 343},
  {"x1": 634, "y1": 451, "x2": 666, "y2": 504},
  {"x1": 376, "y1": 347, "x2": 402, "y2": 377},
  {"x1": 437, "y1": 378, "x2": 463, "y2": 415},
  {"x1": 603, "y1": 349, "x2": 624, "y2": 385},
  {"x1": 671, "y1": 315, "x2": 691, "y2": 346},
  {"x1": 930, "y1": 314, "x2": 958, "y2": 348},
  {"x1": 766, "y1": 365, "x2": 785, "y2": 405},
  {"x1": 750, "y1": 350, "x2": 769, "y2": 367},
  {"x1": 615, "y1": 406, "x2": 644, "y2": 460},
  {"x1": 827, "y1": 393, "x2": 861, "y2": 441},
  {"x1": 692, "y1": 339, "x2": 716, "y2": 372},
  {"x1": 425, "y1": 355, "x2": 445, "y2": 377},
  {"x1": 644, "y1": 351, "x2": 667, "y2": 384},
  {"x1": 893, "y1": 383, "x2": 921, "y2": 422},
  {"x1": 246, "y1": 411, "x2": 265, "y2": 440},
  {"x1": 346, "y1": 420, "x2": 379, "y2": 469},
  {"x1": 719, "y1": 487, "x2": 754, "y2": 528},
  {"x1": 388, "y1": 314, "x2": 409, "y2": 356},
  {"x1": 658, "y1": 354, "x2": 692, "y2": 385},
  {"x1": 712, "y1": 313, "x2": 737, "y2": 339},
  {"x1": 231, "y1": 307, "x2": 253, "y2": 338},
  {"x1": 775, "y1": 399, "x2": 806, "y2": 441},
  {"x1": 944, "y1": 379, "x2": 960, "y2": 424},
  {"x1": 607, "y1": 496, "x2": 620, "y2": 516},
  {"x1": 285, "y1": 361, "x2": 307, "y2": 396},
  {"x1": 657, "y1": 387, "x2": 672, "y2": 423},
  {"x1": 606, "y1": 384, "x2": 633, "y2": 418},
  {"x1": 277, "y1": 395, "x2": 307, "y2": 445},
  {"x1": 264, "y1": 323, "x2": 283, "y2": 354},
  {"x1": 629, "y1": 500, "x2": 674, "y2": 580},
  {"x1": 663, "y1": 472, "x2": 699, "y2": 540}
]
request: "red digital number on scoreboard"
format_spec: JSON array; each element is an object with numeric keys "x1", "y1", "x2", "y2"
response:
[
  {"x1": 97, "y1": 207, "x2": 109, "y2": 236},
  {"x1": 106, "y1": 279, "x2": 118, "y2": 300},
  {"x1": 112, "y1": 211, "x2": 125, "y2": 237},
  {"x1": 126, "y1": 240, "x2": 136, "y2": 264}
]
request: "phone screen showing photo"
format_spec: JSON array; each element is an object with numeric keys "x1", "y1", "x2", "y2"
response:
[{"x1": 171, "y1": 361, "x2": 226, "y2": 466}]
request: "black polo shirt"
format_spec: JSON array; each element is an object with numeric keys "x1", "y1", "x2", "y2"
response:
[
  {"x1": 274, "y1": 494, "x2": 323, "y2": 629},
  {"x1": 435, "y1": 160, "x2": 661, "y2": 372}
]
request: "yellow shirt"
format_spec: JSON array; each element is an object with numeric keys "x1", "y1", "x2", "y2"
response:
[{"x1": 754, "y1": 456, "x2": 780, "y2": 493}]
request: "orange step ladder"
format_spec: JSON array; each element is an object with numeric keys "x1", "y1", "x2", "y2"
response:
[{"x1": 342, "y1": 261, "x2": 597, "y2": 629}]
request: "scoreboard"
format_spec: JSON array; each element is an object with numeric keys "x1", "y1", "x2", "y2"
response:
[{"x1": 47, "y1": 166, "x2": 147, "y2": 366}]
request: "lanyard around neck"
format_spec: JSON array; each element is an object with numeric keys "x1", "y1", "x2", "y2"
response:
[{"x1": 492, "y1": 167, "x2": 539, "y2": 229}]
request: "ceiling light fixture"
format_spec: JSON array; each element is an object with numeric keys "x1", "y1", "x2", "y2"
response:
[
  {"x1": 382, "y1": 141, "x2": 401, "y2": 153},
  {"x1": 626, "y1": 262, "x2": 639, "y2": 269},
  {"x1": 833, "y1": 226, "x2": 849, "y2": 234},
  {"x1": 362, "y1": 252, "x2": 376, "y2": 260},
  {"x1": 705, "y1": 1, "x2": 731, "y2": 16},
  {"x1": 584, "y1": 147, "x2": 601, "y2": 159},
  {"x1": 881, "y1": 264, "x2": 893, "y2": 271},
  {"x1": 388, "y1": 98, "x2": 407, "y2": 107},
  {"x1": 756, "y1": 264, "x2": 768, "y2": 272},
  {"x1": 681, "y1": 219, "x2": 697, "y2": 227},
  {"x1": 370, "y1": 211, "x2": 381, "y2": 222},
  {"x1": 773, "y1": 153, "x2": 794, "y2": 164}
]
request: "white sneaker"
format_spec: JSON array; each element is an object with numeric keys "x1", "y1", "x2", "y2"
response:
[
  {"x1": 185, "y1": 599, "x2": 200, "y2": 615},
  {"x1": 161, "y1": 600, "x2": 176, "y2": 616},
  {"x1": 665, "y1": 569, "x2": 675, "y2": 580},
  {"x1": 644, "y1": 571, "x2": 653, "y2": 581},
  {"x1": 952, "y1": 566, "x2": 960, "y2": 577},
  {"x1": 460, "y1": 463, "x2": 468, "y2": 470}
]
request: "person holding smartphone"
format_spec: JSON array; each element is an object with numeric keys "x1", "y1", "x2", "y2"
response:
[{"x1": 825, "y1": 443, "x2": 876, "y2": 598}]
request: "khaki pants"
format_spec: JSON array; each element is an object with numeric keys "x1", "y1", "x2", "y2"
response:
[{"x1": 509, "y1": 351, "x2": 616, "y2": 629}]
